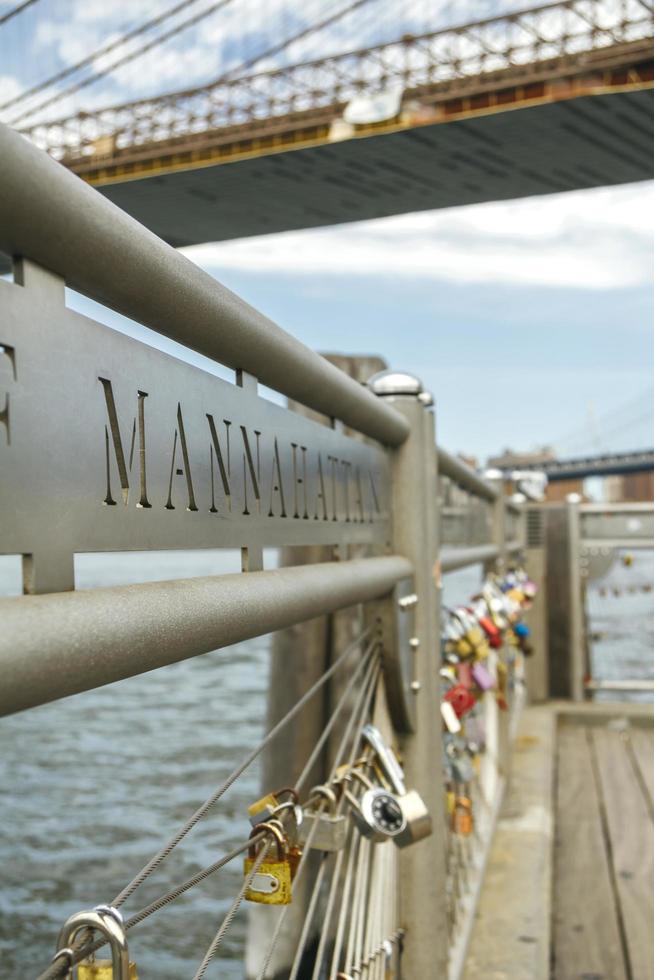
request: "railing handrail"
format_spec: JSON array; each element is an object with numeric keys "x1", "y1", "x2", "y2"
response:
[
  {"x1": 0, "y1": 554, "x2": 412, "y2": 716},
  {"x1": 0, "y1": 123, "x2": 409, "y2": 447},
  {"x1": 438, "y1": 448, "x2": 498, "y2": 502}
]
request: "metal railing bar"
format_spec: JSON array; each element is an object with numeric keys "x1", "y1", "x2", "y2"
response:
[
  {"x1": 581, "y1": 502, "x2": 654, "y2": 513},
  {"x1": 581, "y1": 538, "x2": 654, "y2": 549},
  {"x1": 438, "y1": 448, "x2": 499, "y2": 502},
  {"x1": 0, "y1": 555, "x2": 412, "y2": 717},
  {"x1": 0, "y1": 123, "x2": 409, "y2": 447},
  {"x1": 440, "y1": 545, "x2": 499, "y2": 573},
  {"x1": 585, "y1": 679, "x2": 654, "y2": 692}
]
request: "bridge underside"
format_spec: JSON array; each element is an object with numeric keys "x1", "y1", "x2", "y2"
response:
[{"x1": 87, "y1": 84, "x2": 654, "y2": 249}]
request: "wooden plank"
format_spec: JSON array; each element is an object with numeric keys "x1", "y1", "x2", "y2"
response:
[
  {"x1": 593, "y1": 727, "x2": 654, "y2": 978},
  {"x1": 629, "y1": 728, "x2": 654, "y2": 812},
  {"x1": 552, "y1": 725, "x2": 627, "y2": 980}
]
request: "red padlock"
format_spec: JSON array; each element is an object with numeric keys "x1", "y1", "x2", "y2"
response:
[
  {"x1": 444, "y1": 684, "x2": 476, "y2": 719},
  {"x1": 478, "y1": 615, "x2": 502, "y2": 649}
]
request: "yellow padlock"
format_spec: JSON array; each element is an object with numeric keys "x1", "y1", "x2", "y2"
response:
[
  {"x1": 247, "y1": 786, "x2": 298, "y2": 827},
  {"x1": 78, "y1": 963, "x2": 139, "y2": 979},
  {"x1": 455, "y1": 636, "x2": 475, "y2": 658},
  {"x1": 244, "y1": 823, "x2": 292, "y2": 906}
]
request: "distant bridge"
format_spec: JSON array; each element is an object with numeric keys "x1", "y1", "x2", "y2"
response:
[
  {"x1": 18, "y1": 0, "x2": 654, "y2": 248},
  {"x1": 507, "y1": 448, "x2": 654, "y2": 482}
]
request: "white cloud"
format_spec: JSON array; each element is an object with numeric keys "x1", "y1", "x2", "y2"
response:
[
  {"x1": 0, "y1": 74, "x2": 24, "y2": 103},
  {"x1": 181, "y1": 181, "x2": 654, "y2": 289}
]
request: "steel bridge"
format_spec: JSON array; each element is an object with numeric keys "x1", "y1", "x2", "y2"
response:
[
  {"x1": 18, "y1": 0, "x2": 654, "y2": 248},
  {"x1": 505, "y1": 448, "x2": 654, "y2": 481}
]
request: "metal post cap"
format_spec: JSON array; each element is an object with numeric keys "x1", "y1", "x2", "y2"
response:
[{"x1": 367, "y1": 370, "x2": 424, "y2": 396}]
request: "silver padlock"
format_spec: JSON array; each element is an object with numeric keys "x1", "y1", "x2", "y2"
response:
[
  {"x1": 345, "y1": 770, "x2": 406, "y2": 844},
  {"x1": 53, "y1": 905, "x2": 132, "y2": 979},
  {"x1": 298, "y1": 785, "x2": 347, "y2": 852},
  {"x1": 362, "y1": 724, "x2": 433, "y2": 848}
]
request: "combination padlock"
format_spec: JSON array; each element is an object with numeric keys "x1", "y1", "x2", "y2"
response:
[
  {"x1": 243, "y1": 822, "x2": 292, "y2": 905},
  {"x1": 53, "y1": 905, "x2": 137, "y2": 980},
  {"x1": 362, "y1": 724, "x2": 432, "y2": 848},
  {"x1": 345, "y1": 770, "x2": 406, "y2": 844},
  {"x1": 299, "y1": 785, "x2": 347, "y2": 852}
]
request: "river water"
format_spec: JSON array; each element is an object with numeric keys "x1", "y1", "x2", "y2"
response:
[{"x1": 0, "y1": 552, "x2": 651, "y2": 977}]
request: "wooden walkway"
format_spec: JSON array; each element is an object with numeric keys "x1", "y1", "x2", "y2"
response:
[{"x1": 553, "y1": 719, "x2": 654, "y2": 980}]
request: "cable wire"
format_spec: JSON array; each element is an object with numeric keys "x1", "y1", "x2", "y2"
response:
[
  {"x1": 0, "y1": 0, "x2": 39, "y2": 27},
  {"x1": 0, "y1": 0, "x2": 207, "y2": 114},
  {"x1": 254, "y1": 655, "x2": 381, "y2": 980},
  {"x1": 9, "y1": 0, "x2": 239, "y2": 126},
  {"x1": 111, "y1": 625, "x2": 373, "y2": 910}
]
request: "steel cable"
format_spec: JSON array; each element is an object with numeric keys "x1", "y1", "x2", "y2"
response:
[
  {"x1": 0, "y1": 0, "x2": 208, "y2": 114},
  {"x1": 35, "y1": 627, "x2": 373, "y2": 980},
  {"x1": 111, "y1": 625, "x2": 373, "y2": 910},
  {"x1": 0, "y1": 0, "x2": 39, "y2": 28},
  {"x1": 254, "y1": 656, "x2": 381, "y2": 980},
  {"x1": 9, "y1": 0, "x2": 240, "y2": 126}
]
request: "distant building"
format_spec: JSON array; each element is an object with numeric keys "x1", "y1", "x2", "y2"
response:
[
  {"x1": 486, "y1": 447, "x2": 584, "y2": 502},
  {"x1": 619, "y1": 471, "x2": 654, "y2": 501}
]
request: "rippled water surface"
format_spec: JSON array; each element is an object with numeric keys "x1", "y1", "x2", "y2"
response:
[{"x1": 1, "y1": 552, "x2": 651, "y2": 977}]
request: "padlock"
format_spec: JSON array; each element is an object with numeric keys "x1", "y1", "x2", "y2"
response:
[
  {"x1": 361, "y1": 724, "x2": 432, "y2": 847},
  {"x1": 452, "y1": 794, "x2": 473, "y2": 836},
  {"x1": 451, "y1": 608, "x2": 490, "y2": 659},
  {"x1": 496, "y1": 660, "x2": 509, "y2": 711},
  {"x1": 266, "y1": 800, "x2": 304, "y2": 877},
  {"x1": 444, "y1": 683, "x2": 476, "y2": 719},
  {"x1": 441, "y1": 699, "x2": 461, "y2": 734},
  {"x1": 299, "y1": 785, "x2": 347, "y2": 852},
  {"x1": 456, "y1": 661, "x2": 474, "y2": 689},
  {"x1": 248, "y1": 786, "x2": 298, "y2": 827},
  {"x1": 471, "y1": 661, "x2": 495, "y2": 692},
  {"x1": 345, "y1": 770, "x2": 406, "y2": 844},
  {"x1": 53, "y1": 905, "x2": 136, "y2": 980},
  {"x1": 477, "y1": 614, "x2": 502, "y2": 648},
  {"x1": 243, "y1": 823, "x2": 292, "y2": 905}
]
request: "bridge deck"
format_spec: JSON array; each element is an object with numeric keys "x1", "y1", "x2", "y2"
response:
[{"x1": 462, "y1": 703, "x2": 654, "y2": 980}]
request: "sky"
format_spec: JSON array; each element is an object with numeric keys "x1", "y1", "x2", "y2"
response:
[{"x1": 2, "y1": 0, "x2": 653, "y2": 463}]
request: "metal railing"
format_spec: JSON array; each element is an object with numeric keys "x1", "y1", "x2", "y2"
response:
[
  {"x1": 568, "y1": 499, "x2": 654, "y2": 700},
  {"x1": 0, "y1": 118, "x2": 526, "y2": 979},
  {"x1": 19, "y1": 0, "x2": 654, "y2": 165}
]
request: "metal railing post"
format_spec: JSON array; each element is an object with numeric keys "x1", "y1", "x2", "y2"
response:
[
  {"x1": 369, "y1": 372, "x2": 448, "y2": 978},
  {"x1": 566, "y1": 493, "x2": 585, "y2": 701}
]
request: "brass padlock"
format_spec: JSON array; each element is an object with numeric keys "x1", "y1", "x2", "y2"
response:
[
  {"x1": 244, "y1": 822, "x2": 292, "y2": 905},
  {"x1": 53, "y1": 905, "x2": 136, "y2": 980},
  {"x1": 452, "y1": 794, "x2": 473, "y2": 836},
  {"x1": 266, "y1": 801, "x2": 304, "y2": 879},
  {"x1": 299, "y1": 785, "x2": 347, "y2": 852},
  {"x1": 248, "y1": 786, "x2": 298, "y2": 827}
]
